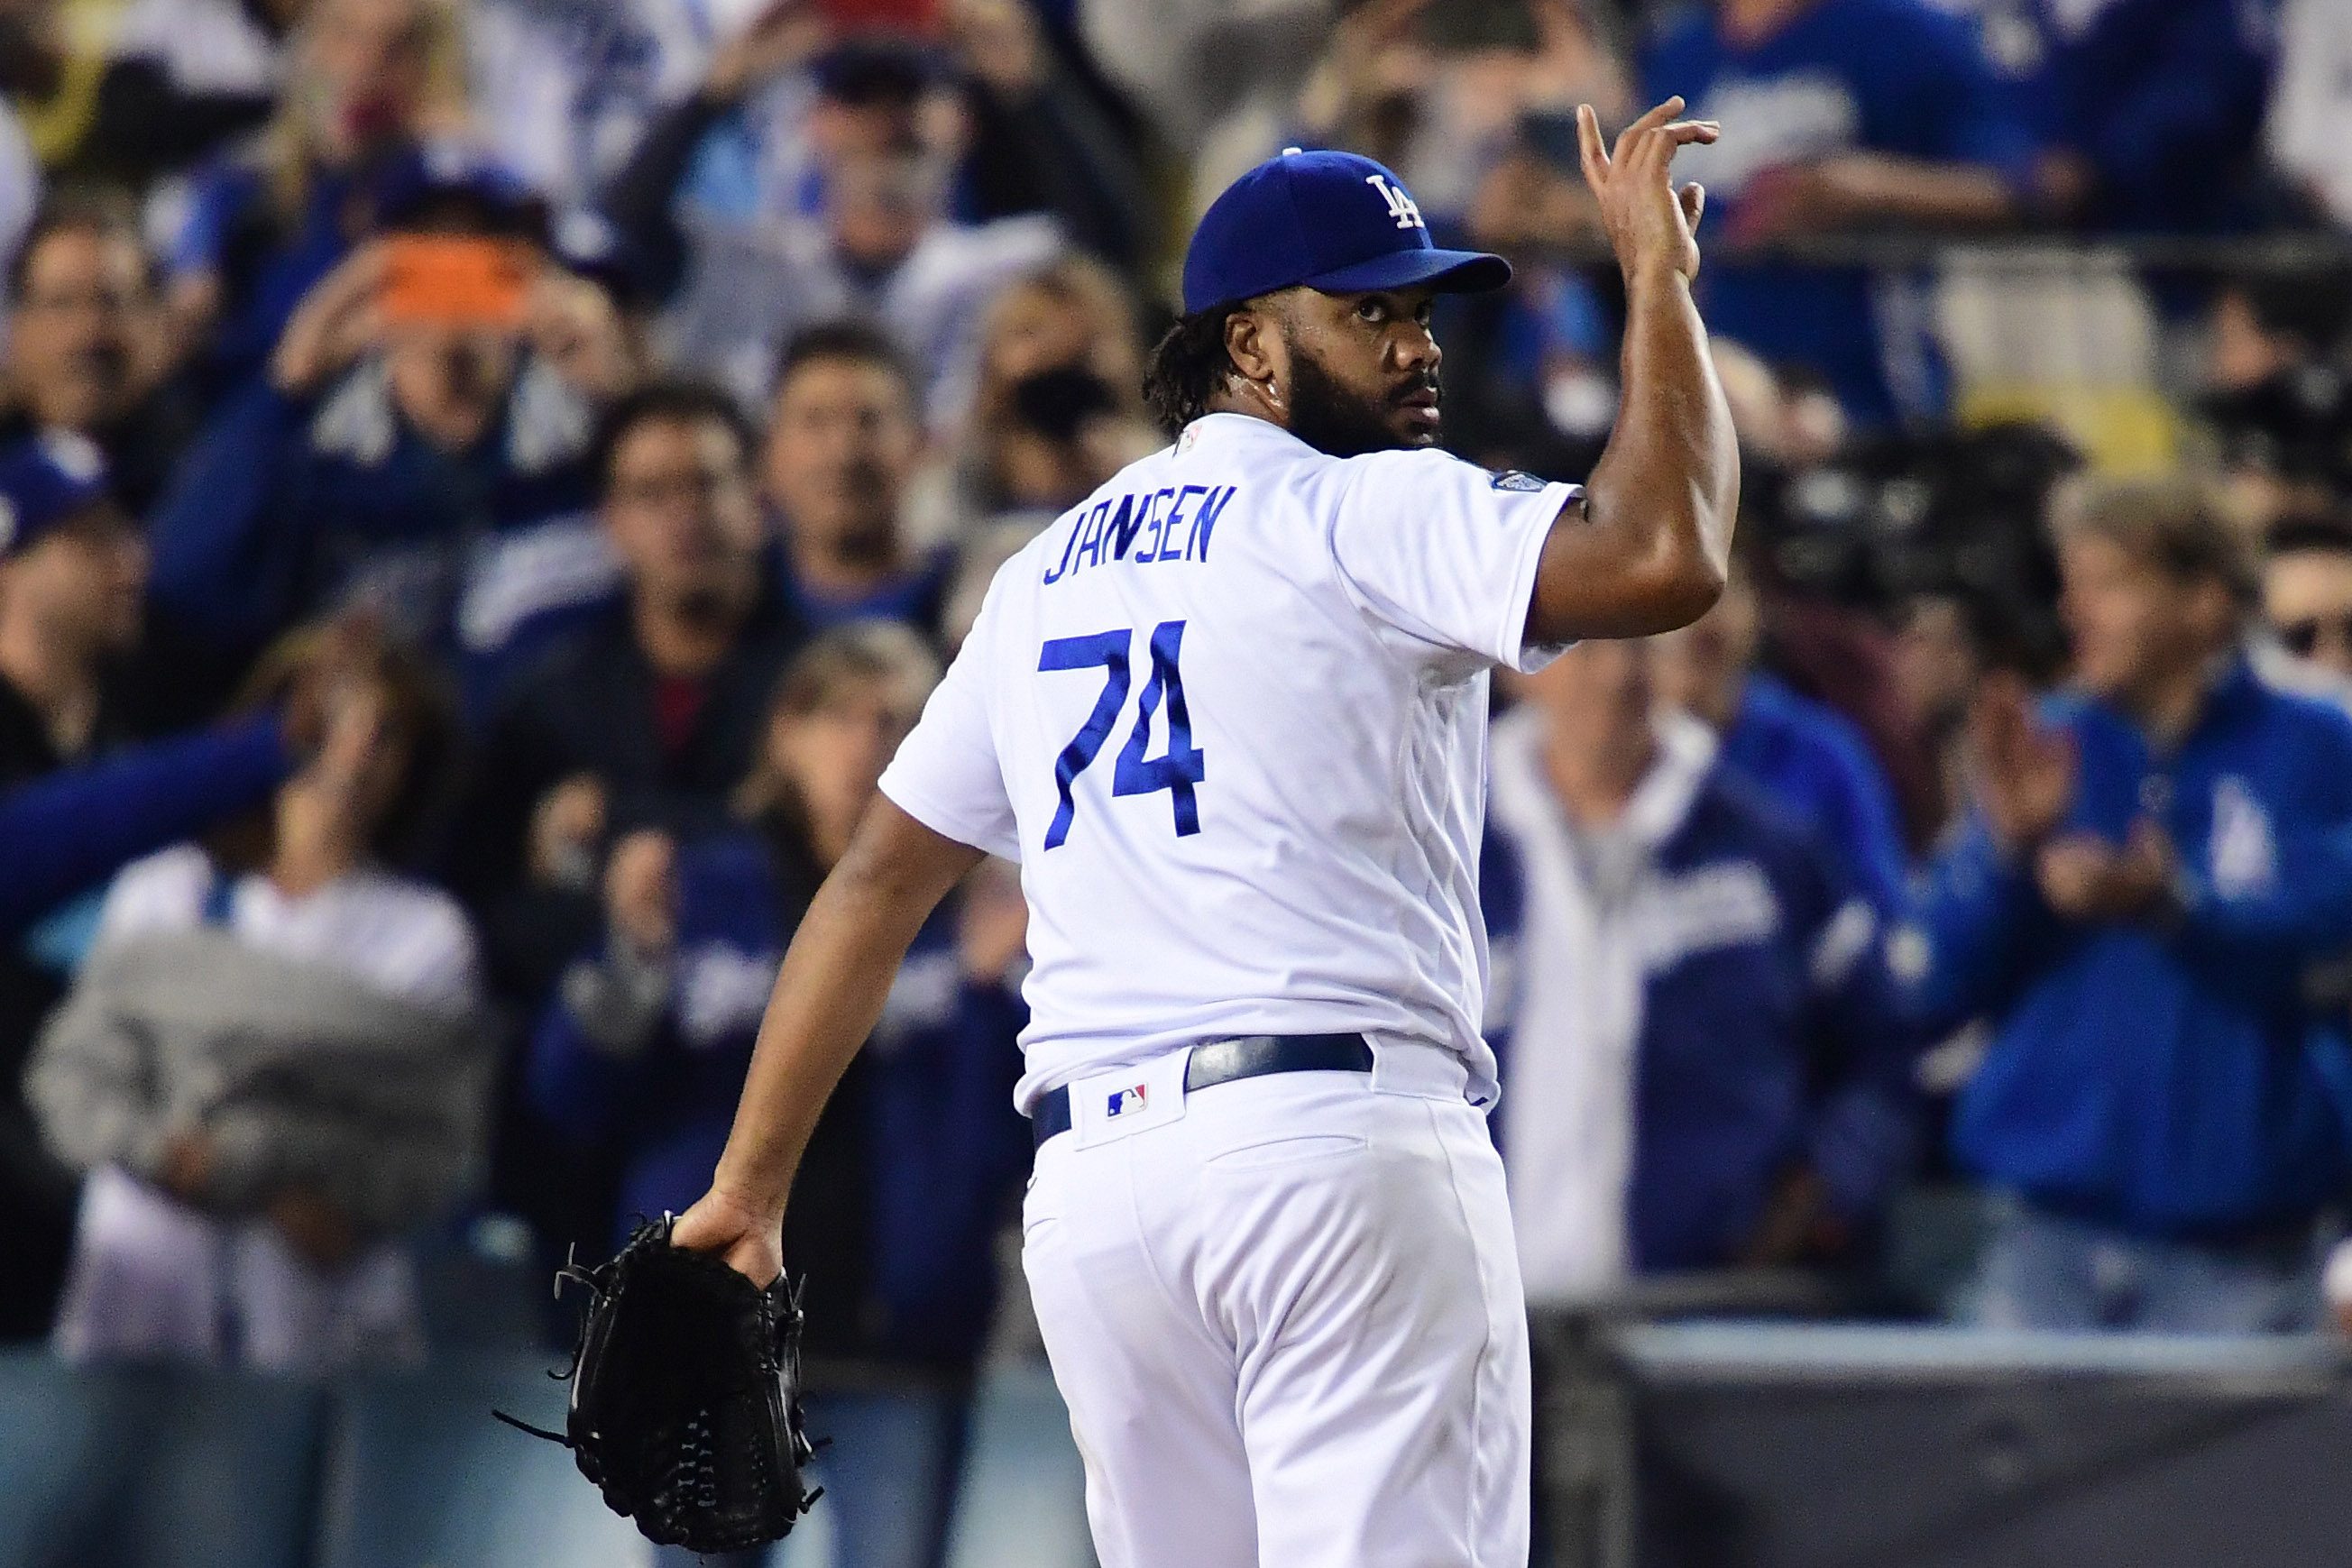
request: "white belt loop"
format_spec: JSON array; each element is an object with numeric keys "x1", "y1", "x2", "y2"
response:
[{"x1": 1366, "y1": 1036, "x2": 1470, "y2": 1102}]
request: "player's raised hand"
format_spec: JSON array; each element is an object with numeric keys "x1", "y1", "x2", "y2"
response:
[{"x1": 1576, "y1": 96, "x2": 1718, "y2": 284}]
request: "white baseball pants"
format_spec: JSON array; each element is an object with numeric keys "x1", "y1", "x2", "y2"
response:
[{"x1": 1020, "y1": 1042, "x2": 1531, "y2": 1568}]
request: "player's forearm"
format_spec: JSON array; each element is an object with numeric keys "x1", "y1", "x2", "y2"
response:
[
  {"x1": 1538, "y1": 265, "x2": 1737, "y2": 639},
  {"x1": 710, "y1": 804, "x2": 979, "y2": 1216}
]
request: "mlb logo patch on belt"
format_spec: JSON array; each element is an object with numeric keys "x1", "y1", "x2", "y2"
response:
[{"x1": 1070, "y1": 1054, "x2": 1189, "y2": 1146}]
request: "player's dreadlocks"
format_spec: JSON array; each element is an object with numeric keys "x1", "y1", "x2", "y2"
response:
[{"x1": 1143, "y1": 305, "x2": 1241, "y2": 436}]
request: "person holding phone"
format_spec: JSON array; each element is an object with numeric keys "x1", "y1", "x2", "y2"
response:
[{"x1": 146, "y1": 173, "x2": 644, "y2": 704}]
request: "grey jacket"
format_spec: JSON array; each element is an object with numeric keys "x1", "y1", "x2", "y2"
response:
[{"x1": 26, "y1": 929, "x2": 493, "y2": 1235}]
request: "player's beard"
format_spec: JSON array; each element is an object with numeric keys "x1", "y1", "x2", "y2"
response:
[{"x1": 1283, "y1": 344, "x2": 1440, "y2": 458}]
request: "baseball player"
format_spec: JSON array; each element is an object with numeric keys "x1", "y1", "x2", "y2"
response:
[{"x1": 675, "y1": 96, "x2": 1733, "y2": 1567}]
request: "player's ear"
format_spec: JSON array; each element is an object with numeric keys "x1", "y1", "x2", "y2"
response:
[{"x1": 1224, "y1": 304, "x2": 1277, "y2": 388}]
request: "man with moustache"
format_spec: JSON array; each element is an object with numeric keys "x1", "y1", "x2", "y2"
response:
[
  {"x1": 0, "y1": 190, "x2": 193, "y2": 517},
  {"x1": 670, "y1": 100, "x2": 1737, "y2": 1568},
  {"x1": 761, "y1": 322, "x2": 955, "y2": 644}
]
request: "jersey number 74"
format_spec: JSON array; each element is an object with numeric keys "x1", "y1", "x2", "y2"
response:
[{"x1": 1038, "y1": 620, "x2": 1207, "y2": 850}]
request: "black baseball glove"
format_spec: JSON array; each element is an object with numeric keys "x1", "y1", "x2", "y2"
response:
[{"x1": 496, "y1": 1215, "x2": 820, "y2": 1553}]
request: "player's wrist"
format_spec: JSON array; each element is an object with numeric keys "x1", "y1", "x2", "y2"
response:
[
  {"x1": 1620, "y1": 255, "x2": 1693, "y2": 295},
  {"x1": 706, "y1": 1166, "x2": 790, "y2": 1225}
]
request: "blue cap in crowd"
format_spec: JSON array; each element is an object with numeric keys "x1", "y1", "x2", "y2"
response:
[
  {"x1": 1181, "y1": 148, "x2": 1511, "y2": 316},
  {"x1": 0, "y1": 432, "x2": 113, "y2": 556}
]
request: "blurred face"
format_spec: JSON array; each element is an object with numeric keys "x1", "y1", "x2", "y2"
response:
[
  {"x1": 827, "y1": 149, "x2": 947, "y2": 270},
  {"x1": 767, "y1": 673, "x2": 924, "y2": 843},
  {"x1": 1651, "y1": 572, "x2": 1760, "y2": 727},
  {"x1": 1246, "y1": 286, "x2": 1445, "y2": 458},
  {"x1": 1517, "y1": 636, "x2": 1655, "y2": 757},
  {"x1": 382, "y1": 317, "x2": 519, "y2": 454},
  {"x1": 764, "y1": 356, "x2": 922, "y2": 564},
  {"x1": 985, "y1": 286, "x2": 1101, "y2": 388},
  {"x1": 2060, "y1": 534, "x2": 2232, "y2": 701},
  {"x1": 286, "y1": 674, "x2": 419, "y2": 842},
  {"x1": 305, "y1": 0, "x2": 435, "y2": 152},
  {"x1": 805, "y1": 95, "x2": 923, "y2": 170},
  {"x1": 605, "y1": 415, "x2": 764, "y2": 610},
  {"x1": 1893, "y1": 595, "x2": 1982, "y2": 732},
  {"x1": 9, "y1": 225, "x2": 157, "y2": 432},
  {"x1": 2265, "y1": 547, "x2": 2352, "y2": 679},
  {"x1": 0, "y1": 509, "x2": 148, "y2": 661}
]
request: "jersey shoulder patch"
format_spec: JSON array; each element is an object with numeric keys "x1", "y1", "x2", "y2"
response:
[{"x1": 1487, "y1": 469, "x2": 1548, "y2": 492}]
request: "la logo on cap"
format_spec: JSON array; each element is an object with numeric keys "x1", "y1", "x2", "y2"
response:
[{"x1": 1364, "y1": 173, "x2": 1424, "y2": 231}]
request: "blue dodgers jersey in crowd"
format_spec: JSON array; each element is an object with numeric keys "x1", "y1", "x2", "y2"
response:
[
  {"x1": 1641, "y1": 0, "x2": 2035, "y2": 424},
  {"x1": 1484, "y1": 754, "x2": 1920, "y2": 1273},
  {"x1": 145, "y1": 372, "x2": 608, "y2": 686},
  {"x1": 1986, "y1": 0, "x2": 2278, "y2": 234},
  {"x1": 1723, "y1": 673, "x2": 1911, "y2": 913},
  {"x1": 1904, "y1": 660, "x2": 2352, "y2": 1237},
  {"x1": 527, "y1": 831, "x2": 1029, "y2": 1366}
]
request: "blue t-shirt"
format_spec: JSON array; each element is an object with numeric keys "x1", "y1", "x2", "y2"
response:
[
  {"x1": 1642, "y1": 0, "x2": 2035, "y2": 425},
  {"x1": 1988, "y1": 0, "x2": 2276, "y2": 234}
]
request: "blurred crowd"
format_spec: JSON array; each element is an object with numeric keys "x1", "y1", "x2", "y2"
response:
[{"x1": 0, "y1": 0, "x2": 2346, "y2": 1558}]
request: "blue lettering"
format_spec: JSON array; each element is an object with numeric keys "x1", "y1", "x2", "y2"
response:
[
  {"x1": 1191, "y1": 486, "x2": 1236, "y2": 561},
  {"x1": 1112, "y1": 491, "x2": 1158, "y2": 560},
  {"x1": 1041, "y1": 509, "x2": 1086, "y2": 584},
  {"x1": 1154, "y1": 485, "x2": 1205, "y2": 562},
  {"x1": 1076, "y1": 500, "x2": 1115, "y2": 570}
]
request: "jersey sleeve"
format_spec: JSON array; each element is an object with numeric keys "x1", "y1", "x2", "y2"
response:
[
  {"x1": 877, "y1": 586, "x2": 1023, "y2": 863},
  {"x1": 1327, "y1": 449, "x2": 1577, "y2": 674}
]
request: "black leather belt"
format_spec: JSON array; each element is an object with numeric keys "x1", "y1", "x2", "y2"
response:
[{"x1": 1029, "y1": 1032, "x2": 1374, "y2": 1148}]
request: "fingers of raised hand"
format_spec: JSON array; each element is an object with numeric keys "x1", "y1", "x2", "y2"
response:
[
  {"x1": 1679, "y1": 181, "x2": 1707, "y2": 231},
  {"x1": 1576, "y1": 102, "x2": 1608, "y2": 187},
  {"x1": 1612, "y1": 94, "x2": 1685, "y2": 165},
  {"x1": 1623, "y1": 119, "x2": 1720, "y2": 179}
]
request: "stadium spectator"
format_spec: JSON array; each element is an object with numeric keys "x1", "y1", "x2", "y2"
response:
[
  {"x1": 1906, "y1": 480, "x2": 2352, "y2": 1332},
  {"x1": 1292, "y1": 0, "x2": 1629, "y2": 225},
  {"x1": 1078, "y1": 0, "x2": 1327, "y2": 210},
  {"x1": 465, "y1": 0, "x2": 718, "y2": 218},
  {"x1": 1485, "y1": 636, "x2": 1917, "y2": 1299},
  {"x1": 144, "y1": 190, "x2": 638, "y2": 690},
  {"x1": 2199, "y1": 267, "x2": 2352, "y2": 535},
  {"x1": 2261, "y1": 512, "x2": 2352, "y2": 686},
  {"x1": 25, "y1": 632, "x2": 490, "y2": 1374},
  {"x1": 78, "y1": 0, "x2": 306, "y2": 187},
  {"x1": 456, "y1": 380, "x2": 804, "y2": 1004},
  {"x1": 0, "y1": 439, "x2": 380, "y2": 952},
  {"x1": 607, "y1": 21, "x2": 1075, "y2": 420},
  {"x1": 763, "y1": 322, "x2": 957, "y2": 641},
  {"x1": 2008, "y1": 0, "x2": 2279, "y2": 235},
  {"x1": 957, "y1": 256, "x2": 1148, "y2": 513},
  {"x1": 0, "y1": 432, "x2": 297, "y2": 1339},
  {"x1": 1643, "y1": 0, "x2": 2034, "y2": 426},
  {"x1": 528, "y1": 621, "x2": 1025, "y2": 1568},
  {"x1": 1653, "y1": 570, "x2": 1911, "y2": 910},
  {"x1": 0, "y1": 188, "x2": 193, "y2": 515},
  {"x1": 163, "y1": 0, "x2": 473, "y2": 387}
]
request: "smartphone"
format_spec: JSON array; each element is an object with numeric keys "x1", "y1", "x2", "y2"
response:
[{"x1": 380, "y1": 236, "x2": 530, "y2": 330}]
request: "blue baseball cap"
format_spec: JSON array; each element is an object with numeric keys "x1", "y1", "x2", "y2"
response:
[
  {"x1": 0, "y1": 431, "x2": 114, "y2": 557},
  {"x1": 1181, "y1": 148, "x2": 1511, "y2": 316}
]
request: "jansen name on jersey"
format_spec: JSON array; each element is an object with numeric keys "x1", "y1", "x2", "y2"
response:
[{"x1": 878, "y1": 412, "x2": 1579, "y2": 1112}]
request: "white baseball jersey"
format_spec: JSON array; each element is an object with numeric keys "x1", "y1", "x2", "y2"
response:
[{"x1": 877, "y1": 410, "x2": 1577, "y2": 1112}]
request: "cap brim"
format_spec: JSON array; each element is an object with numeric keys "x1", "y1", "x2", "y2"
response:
[{"x1": 1301, "y1": 247, "x2": 1512, "y2": 298}]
